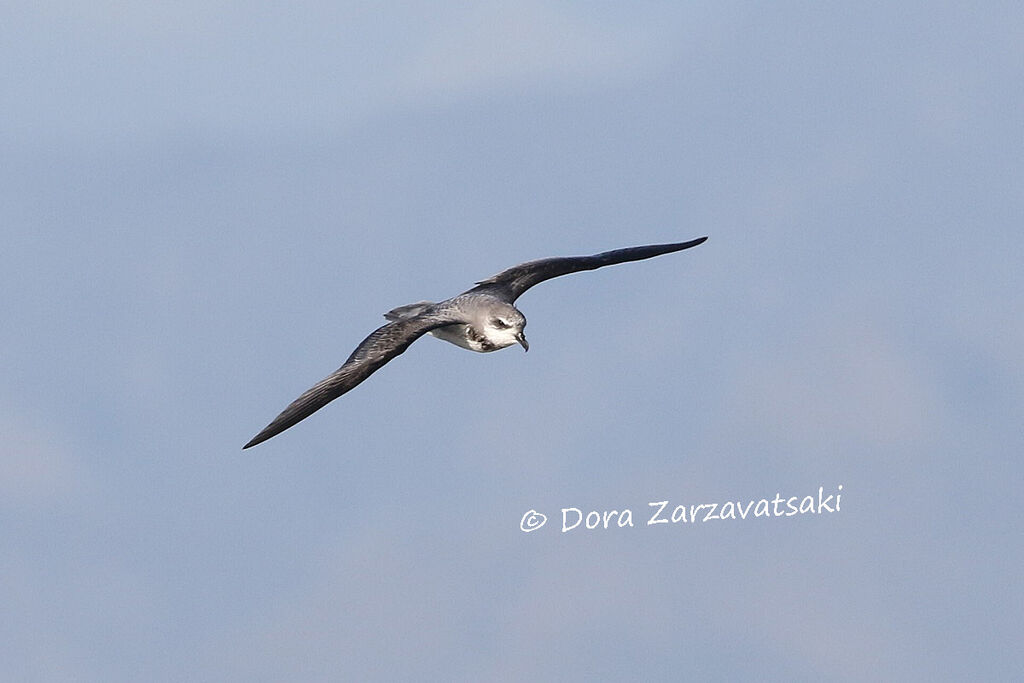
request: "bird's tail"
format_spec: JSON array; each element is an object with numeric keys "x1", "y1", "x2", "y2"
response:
[{"x1": 383, "y1": 300, "x2": 435, "y2": 321}]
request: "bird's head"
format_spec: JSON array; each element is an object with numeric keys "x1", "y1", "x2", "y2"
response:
[{"x1": 483, "y1": 304, "x2": 529, "y2": 351}]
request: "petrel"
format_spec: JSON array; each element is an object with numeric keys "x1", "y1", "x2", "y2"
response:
[{"x1": 244, "y1": 236, "x2": 707, "y2": 448}]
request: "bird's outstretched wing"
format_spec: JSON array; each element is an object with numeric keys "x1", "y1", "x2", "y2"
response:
[
  {"x1": 470, "y1": 237, "x2": 707, "y2": 302},
  {"x1": 243, "y1": 309, "x2": 461, "y2": 449}
]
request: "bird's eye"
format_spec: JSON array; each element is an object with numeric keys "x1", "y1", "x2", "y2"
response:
[{"x1": 491, "y1": 318, "x2": 509, "y2": 329}]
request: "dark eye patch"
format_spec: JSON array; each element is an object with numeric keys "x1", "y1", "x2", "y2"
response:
[{"x1": 491, "y1": 318, "x2": 509, "y2": 329}]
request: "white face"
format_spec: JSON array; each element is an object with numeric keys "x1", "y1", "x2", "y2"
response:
[{"x1": 483, "y1": 310, "x2": 527, "y2": 350}]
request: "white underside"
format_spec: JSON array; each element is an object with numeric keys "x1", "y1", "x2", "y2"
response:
[{"x1": 428, "y1": 324, "x2": 509, "y2": 352}]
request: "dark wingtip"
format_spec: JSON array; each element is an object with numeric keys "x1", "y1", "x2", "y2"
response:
[
  {"x1": 665, "y1": 236, "x2": 707, "y2": 252},
  {"x1": 242, "y1": 431, "x2": 268, "y2": 449}
]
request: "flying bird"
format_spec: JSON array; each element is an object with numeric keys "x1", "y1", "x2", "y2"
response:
[{"x1": 244, "y1": 237, "x2": 707, "y2": 448}]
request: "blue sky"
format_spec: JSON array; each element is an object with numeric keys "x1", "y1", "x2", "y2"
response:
[{"x1": 2, "y1": 2, "x2": 1022, "y2": 680}]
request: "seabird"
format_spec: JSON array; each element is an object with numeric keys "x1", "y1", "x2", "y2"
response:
[{"x1": 244, "y1": 236, "x2": 707, "y2": 448}]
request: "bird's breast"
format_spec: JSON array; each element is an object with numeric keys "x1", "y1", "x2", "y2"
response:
[{"x1": 428, "y1": 323, "x2": 495, "y2": 353}]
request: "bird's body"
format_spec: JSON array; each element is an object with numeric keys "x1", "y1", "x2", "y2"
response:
[
  {"x1": 244, "y1": 237, "x2": 707, "y2": 448},
  {"x1": 383, "y1": 294, "x2": 526, "y2": 353}
]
